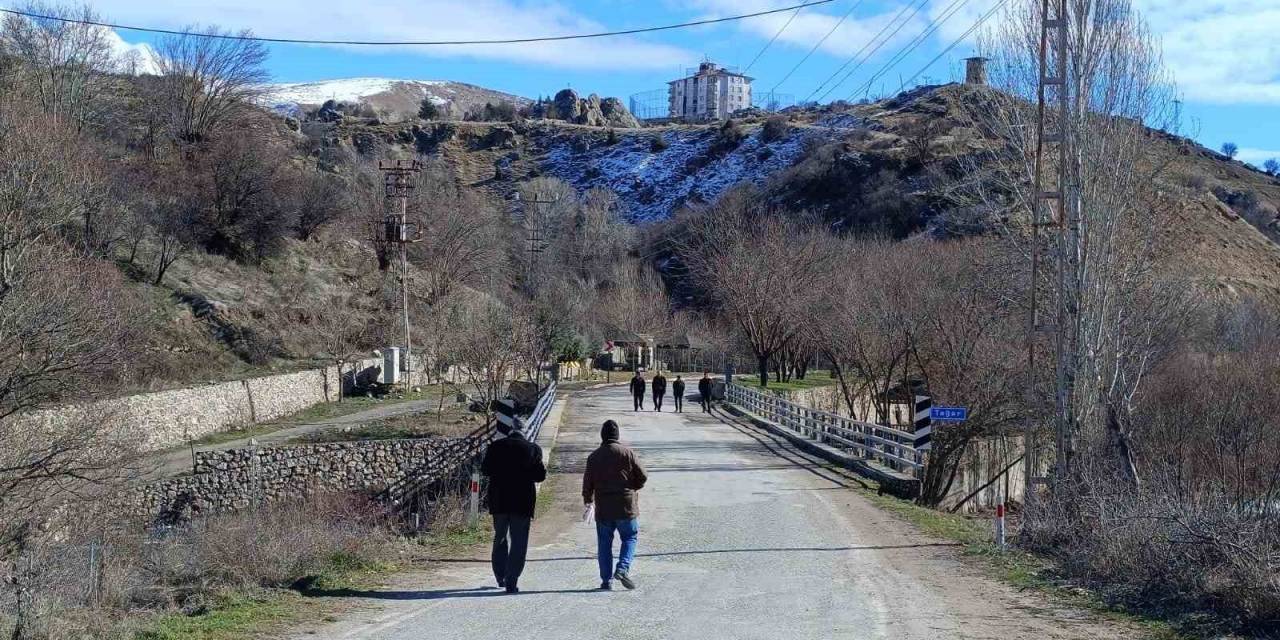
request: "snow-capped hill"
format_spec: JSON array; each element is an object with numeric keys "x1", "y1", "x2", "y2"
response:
[
  {"x1": 262, "y1": 77, "x2": 528, "y2": 121},
  {"x1": 266, "y1": 78, "x2": 444, "y2": 105}
]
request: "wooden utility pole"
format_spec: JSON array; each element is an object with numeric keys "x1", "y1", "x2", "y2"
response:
[{"x1": 379, "y1": 159, "x2": 423, "y2": 386}]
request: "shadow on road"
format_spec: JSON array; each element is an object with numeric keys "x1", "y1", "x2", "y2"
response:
[
  {"x1": 426, "y1": 542, "x2": 961, "y2": 565},
  {"x1": 302, "y1": 586, "x2": 606, "y2": 600}
]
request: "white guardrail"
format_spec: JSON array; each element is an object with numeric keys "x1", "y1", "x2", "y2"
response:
[
  {"x1": 725, "y1": 382, "x2": 924, "y2": 472},
  {"x1": 524, "y1": 379, "x2": 557, "y2": 443}
]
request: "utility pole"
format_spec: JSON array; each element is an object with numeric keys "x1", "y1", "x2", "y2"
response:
[
  {"x1": 1027, "y1": 0, "x2": 1072, "y2": 497},
  {"x1": 379, "y1": 159, "x2": 423, "y2": 386},
  {"x1": 511, "y1": 190, "x2": 558, "y2": 297}
]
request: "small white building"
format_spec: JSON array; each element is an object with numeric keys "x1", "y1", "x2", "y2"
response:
[{"x1": 668, "y1": 61, "x2": 753, "y2": 121}]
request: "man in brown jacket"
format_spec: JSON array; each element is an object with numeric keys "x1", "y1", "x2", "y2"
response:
[{"x1": 583, "y1": 419, "x2": 648, "y2": 590}]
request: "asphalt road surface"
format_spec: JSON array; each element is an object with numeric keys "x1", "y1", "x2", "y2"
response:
[{"x1": 289, "y1": 387, "x2": 1136, "y2": 640}]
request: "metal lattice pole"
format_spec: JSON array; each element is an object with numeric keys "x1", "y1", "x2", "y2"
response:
[
  {"x1": 378, "y1": 160, "x2": 423, "y2": 386},
  {"x1": 1027, "y1": 0, "x2": 1071, "y2": 498}
]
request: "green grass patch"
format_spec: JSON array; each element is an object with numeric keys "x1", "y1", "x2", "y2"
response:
[
  {"x1": 737, "y1": 371, "x2": 838, "y2": 393},
  {"x1": 187, "y1": 389, "x2": 440, "y2": 447},
  {"x1": 135, "y1": 551, "x2": 400, "y2": 640},
  {"x1": 854, "y1": 485, "x2": 1189, "y2": 640},
  {"x1": 135, "y1": 592, "x2": 297, "y2": 640}
]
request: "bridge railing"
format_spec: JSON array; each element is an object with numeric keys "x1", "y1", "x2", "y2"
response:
[
  {"x1": 725, "y1": 382, "x2": 924, "y2": 472},
  {"x1": 524, "y1": 379, "x2": 557, "y2": 443}
]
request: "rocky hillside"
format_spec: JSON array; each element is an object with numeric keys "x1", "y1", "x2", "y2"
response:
[
  {"x1": 306, "y1": 82, "x2": 1280, "y2": 305},
  {"x1": 263, "y1": 77, "x2": 531, "y2": 121}
]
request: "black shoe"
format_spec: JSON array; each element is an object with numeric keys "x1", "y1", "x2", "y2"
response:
[
  {"x1": 505, "y1": 584, "x2": 519, "y2": 594},
  {"x1": 496, "y1": 577, "x2": 505, "y2": 589},
  {"x1": 600, "y1": 581, "x2": 612, "y2": 590},
  {"x1": 613, "y1": 569, "x2": 636, "y2": 590}
]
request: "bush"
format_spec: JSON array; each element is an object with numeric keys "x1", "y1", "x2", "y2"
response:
[
  {"x1": 761, "y1": 115, "x2": 789, "y2": 142},
  {"x1": 1221, "y1": 141, "x2": 1238, "y2": 158},
  {"x1": 418, "y1": 98, "x2": 440, "y2": 121},
  {"x1": 465, "y1": 101, "x2": 518, "y2": 122}
]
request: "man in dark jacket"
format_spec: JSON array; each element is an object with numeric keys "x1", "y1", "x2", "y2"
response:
[
  {"x1": 672, "y1": 375, "x2": 686, "y2": 413},
  {"x1": 583, "y1": 420, "x2": 648, "y2": 590},
  {"x1": 651, "y1": 371, "x2": 667, "y2": 412},
  {"x1": 480, "y1": 422, "x2": 547, "y2": 594},
  {"x1": 698, "y1": 372, "x2": 713, "y2": 413},
  {"x1": 629, "y1": 371, "x2": 646, "y2": 411}
]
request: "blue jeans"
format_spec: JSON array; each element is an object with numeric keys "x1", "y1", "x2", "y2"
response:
[{"x1": 596, "y1": 518, "x2": 638, "y2": 582}]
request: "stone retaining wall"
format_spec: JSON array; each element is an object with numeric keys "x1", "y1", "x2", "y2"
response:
[
  {"x1": 136, "y1": 435, "x2": 481, "y2": 521},
  {"x1": 12, "y1": 358, "x2": 382, "y2": 452}
]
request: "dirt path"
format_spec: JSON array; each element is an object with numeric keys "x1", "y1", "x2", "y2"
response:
[
  {"x1": 282, "y1": 387, "x2": 1146, "y2": 640},
  {"x1": 142, "y1": 398, "x2": 443, "y2": 480}
]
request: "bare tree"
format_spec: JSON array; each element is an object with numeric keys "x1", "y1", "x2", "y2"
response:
[
  {"x1": 150, "y1": 26, "x2": 269, "y2": 144},
  {"x1": 678, "y1": 188, "x2": 838, "y2": 386},
  {"x1": 444, "y1": 296, "x2": 541, "y2": 411},
  {"x1": 971, "y1": 0, "x2": 1184, "y2": 486},
  {"x1": 0, "y1": 2, "x2": 120, "y2": 130}
]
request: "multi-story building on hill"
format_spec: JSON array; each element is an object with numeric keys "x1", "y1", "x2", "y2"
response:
[{"x1": 667, "y1": 61, "x2": 753, "y2": 121}]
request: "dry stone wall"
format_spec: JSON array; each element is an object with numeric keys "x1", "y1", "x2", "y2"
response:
[
  {"x1": 136, "y1": 435, "x2": 483, "y2": 521},
  {"x1": 13, "y1": 358, "x2": 382, "y2": 452}
]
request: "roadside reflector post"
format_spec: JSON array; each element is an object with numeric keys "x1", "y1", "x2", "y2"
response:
[
  {"x1": 469, "y1": 470, "x2": 481, "y2": 528},
  {"x1": 995, "y1": 503, "x2": 1006, "y2": 551}
]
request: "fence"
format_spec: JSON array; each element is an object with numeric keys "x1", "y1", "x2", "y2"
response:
[
  {"x1": 724, "y1": 382, "x2": 924, "y2": 473},
  {"x1": 392, "y1": 381, "x2": 558, "y2": 522}
]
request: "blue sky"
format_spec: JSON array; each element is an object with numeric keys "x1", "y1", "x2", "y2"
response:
[{"x1": 96, "y1": 0, "x2": 1279, "y2": 167}]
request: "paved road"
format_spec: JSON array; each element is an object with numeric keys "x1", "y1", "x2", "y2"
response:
[{"x1": 289, "y1": 387, "x2": 1135, "y2": 640}]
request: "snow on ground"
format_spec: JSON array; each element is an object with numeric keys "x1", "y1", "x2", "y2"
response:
[
  {"x1": 541, "y1": 126, "x2": 826, "y2": 222},
  {"x1": 263, "y1": 78, "x2": 446, "y2": 105}
]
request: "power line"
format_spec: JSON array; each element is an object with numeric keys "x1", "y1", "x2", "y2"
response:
[
  {"x1": 894, "y1": 0, "x2": 1008, "y2": 93},
  {"x1": 0, "y1": 0, "x2": 838, "y2": 46},
  {"x1": 743, "y1": 6, "x2": 805, "y2": 73},
  {"x1": 848, "y1": 0, "x2": 975, "y2": 100},
  {"x1": 805, "y1": 0, "x2": 930, "y2": 103},
  {"x1": 770, "y1": 0, "x2": 869, "y2": 93}
]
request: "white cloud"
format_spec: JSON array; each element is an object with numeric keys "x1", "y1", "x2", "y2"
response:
[
  {"x1": 89, "y1": 0, "x2": 692, "y2": 72},
  {"x1": 101, "y1": 28, "x2": 158, "y2": 74},
  {"x1": 1134, "y1": 0, "x2": 1280, "y2": 105}
]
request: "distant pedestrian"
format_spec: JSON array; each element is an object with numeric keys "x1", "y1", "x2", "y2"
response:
[
  {"x1": 698, "y1": 372, "x2": 713, "y2": 412},
  {"x1": 672, "y1": 376, "x2": 685, "y2": 413},
  {"x1": 480, "y1": 419, "x2": 547, "y2": 594},
  {"x1": 629, "y1": 371, "x2": 646, "y2": 411},
  {"x1": 651, "y1": 371, "x2": 667, "y2": 412},
  {"x1": 583, "y1": 420, "x2": 648, "y2": 590}
]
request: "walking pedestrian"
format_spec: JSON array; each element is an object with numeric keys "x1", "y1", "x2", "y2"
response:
[
  {"x1": 698, "y1": 372, "x2": 713, "y2": 413},
  {"x1": 480, "y1": 419, "x2": 547, "y2": 594},
  {"x1": 672, "y1": 375, "x2": 685, "y2": 413},
  {"x1": 651, "y1": 371, "x2": 667, "y2": 412},
  {"x1": 629, "y1": 371, "x2": 646, "y2": 411},
  {"x1": 583, "y1": 420, "x2": 648, "y2": 590}
]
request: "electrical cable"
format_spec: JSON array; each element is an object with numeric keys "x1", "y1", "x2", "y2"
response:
[
  {"x1": 769, "y1": 0, "x2": 868, "y2": 93},
  {"x1": 0, "y1": 0, "x2": 838, "y2": 46},
  {"x1": 743, "y1": 6, "x2": 804, "y2": 73},
  {"x1": 805, "y1": 0, "x2": 930, "y2": 103},
  {"x1": 894, "y1": 0, "x2": 1007, "y2": 93},
  {"x1": 847, "y1": 0, "x2": 975, "y2": 100}
]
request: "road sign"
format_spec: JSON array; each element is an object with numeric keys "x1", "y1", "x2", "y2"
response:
[
  {"x1": 491, "y1": 397, "x2": 519, "y2": 433},
  {"x1": 930, "y1": 406, "x2": 968, "y2": 422}
]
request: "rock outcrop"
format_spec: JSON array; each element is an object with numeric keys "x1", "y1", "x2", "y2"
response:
[{"x1": 551, "y1": 89, "x2": 641, "y2": 128}]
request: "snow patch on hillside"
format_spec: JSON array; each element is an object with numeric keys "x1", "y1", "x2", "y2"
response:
[
  {"x1": 541, "y1": 128, "x2": 820, "y2": 222},
  {"x1": 264, "y1": 77, "x2": 447, "y2": 105}
]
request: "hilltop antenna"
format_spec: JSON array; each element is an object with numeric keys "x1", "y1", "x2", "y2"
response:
[
  {"x1": 378, "y1": 159, "x2": 424, "y2": 385},
  {"x1": 1026, "y1": 0, "x2": 1074, "y2": 498}
]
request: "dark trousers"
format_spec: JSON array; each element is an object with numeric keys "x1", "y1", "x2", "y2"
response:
[
  {"x1": 492, "y1": 514, "x2": 531, "y2": 587},
  {"x1": 633, "y1": 393, "x2": 644, "y2": 411},
  {"x1": 653, "y1": 392, "x2": 665, "y2": 411},
  {"x1": 674, "y1": 395, "x2": 683, "y2": 412},
  {"x1": 701, "y1": 396, "x2": 711, "y2": 412}
]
